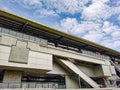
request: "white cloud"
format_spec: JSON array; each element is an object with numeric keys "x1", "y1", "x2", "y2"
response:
[
  {"x1": 60, "y1": 18, "x2": 102, "y2": 36},
  {"x1": 116, "y1": 0, "x2": 120, "y2": 6},
  {"x1": 14, "y1": 0, "x2": 90, "y2": 15},
  {"x1": 118, "y1": 15, "x2": 120, "y2": 21},
  {"x1": 82, "y1": 1, "x2": 112, "y2": 21},
  {"x1": 11, "y1": 0, "x2": 120, "y2": 23},
  {"x1": 82, "y1": 0, "x2": 120, "y2": 22},
  {"x1": 23, "y1": 0, "x2": 41, "y2": 5},
  {"x1": 35, "y1": 9, "x2": 59, "y2": 17},
  {"x1": 60, "y1": 18, "x2": 80, "y2": 34},
  {"x1": 92, "y1": 0, "x2": 110, "y2": 3},
  {"x1": 102, "y1": 21, "x2": 120, "y2": 37},
  {"x1": 112, "y1": 6, "x2": 120, "y2": 15},
  {"x1": 101, "y1": 40, "x2": 120, "y2": 50},
  {"x1": 102, "y1": 21, "x2": 115, "y2": 34},
  {"x1": 111, "y1": 31, "x2": 120, "y2": 38},
  {"x1": 54, "y1": 0, "x2": 89, "y2": 14},
  {"x1": 83, "y1": 31, "x2": 105, "y2": 42},
  {"x1": 13, "y1": 0, "x2": 42, "y2": 9},
  {"x1": 114, "y1": 41, "x2": 120, "y2": 48},
  {"x1": 60, "y1": 17, "x2": 103, "y2": 43}
]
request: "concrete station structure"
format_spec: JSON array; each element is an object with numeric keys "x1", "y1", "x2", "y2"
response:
[{"x1": 0, "y1": 9, "x2": 120, "y2": 89}]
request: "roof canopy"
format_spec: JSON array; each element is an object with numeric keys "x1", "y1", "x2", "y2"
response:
[{"x1": 0, "y1": 9, "x2": 120, "y2": 59}]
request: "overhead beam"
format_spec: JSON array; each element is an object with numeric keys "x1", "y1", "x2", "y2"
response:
[
  {"x1": 99, "y1": 50, "x2": 106, "y2": 53},
  {"x1": 21, "y1": 22, "x2": 28, "y2": 32},
  {"x1": 78, "y1": 48, "x2": 82, "y2": 53},
  {"x1": 79, "y1": 45, "x2": 88, "y2": 49},
  {"x1": 54, "y1": 36, "x2": 63, "y2": 47},
  {"x1": 110, "y1": 56, "x2": 116, "y2": 62}
]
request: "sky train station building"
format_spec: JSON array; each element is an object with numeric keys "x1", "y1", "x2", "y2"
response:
[{"x1": 0, "y1": 9, "x2": 120, "y2": 89}]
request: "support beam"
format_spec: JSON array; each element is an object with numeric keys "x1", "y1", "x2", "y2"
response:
[
  {"x1": 54, "y1": 36, "x2": 63, "y2": 47},
  {"x1": 78, "y1": 48, "x2": 82, "y2": 53},
  {"x1": 77, "y1": 74, "x2": 81, "y2": 88},
  {"x1": 79, "y1": 45, "x2": 88, "y2": 48},
  {"x1": 110, "y1": 56, "x2": 116, "y2": 62},
  {"x1": 21, "y1": 22, "x2": 28, "y2": 32},
  {"x1": 100, "y1": 50, "x2": 106, "y2": 52}
]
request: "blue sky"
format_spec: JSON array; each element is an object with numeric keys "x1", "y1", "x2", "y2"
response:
[{"x1": 0, "y1": 0, "x2": 120, "y2": 51}]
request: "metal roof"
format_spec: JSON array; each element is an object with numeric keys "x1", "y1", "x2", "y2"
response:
[{"x1": 0, "y1": 9, "x2": 120, "y2": 59}]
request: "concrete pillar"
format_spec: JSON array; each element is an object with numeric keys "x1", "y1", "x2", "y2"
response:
[
  {"x1": 3, "y1": 70, "x2": 22, "y2": 83},
  {"x1": 65, "y1": 75, "x2": 79, "y2": 89}
]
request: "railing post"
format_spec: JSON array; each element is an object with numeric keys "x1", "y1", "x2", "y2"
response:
[
  {"x1": 8, "y1": 82, "x2": 9, "y2": 88},
  {"x1": 77, "y1": 74, "x2": 81, "y2": 88}
]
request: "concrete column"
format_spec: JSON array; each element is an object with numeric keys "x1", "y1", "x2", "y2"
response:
[
  {"x1": 3, "y1": 70, "x2": 22, "y2": 83},
  {"x1": 65, "y1": 75, "x2": 79, "y2": 89}
]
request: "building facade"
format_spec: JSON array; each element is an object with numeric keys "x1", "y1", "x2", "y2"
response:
[{"x1": 0, "y1": 9, "x2": 120, "y2": 89}]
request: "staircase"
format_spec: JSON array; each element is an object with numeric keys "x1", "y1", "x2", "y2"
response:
[{"x1": 58, "y1": 59, "x2": 99, "y2": 88}]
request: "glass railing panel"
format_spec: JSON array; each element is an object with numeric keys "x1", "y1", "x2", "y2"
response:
[
  {"x1": 8, "y1": 83, "x2": 21, "y2": 88},
  {"x1": 0, "y1": 83, "x2": 9, "y2": 88},
  {"x1": 27, "y1": 83, "x2": 35, "y2": 88},
  {"x1": 36, "y1": 83, "x2": 43, "y2": 88}
]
